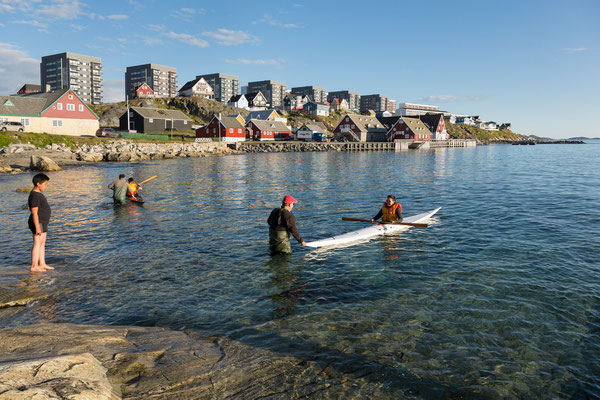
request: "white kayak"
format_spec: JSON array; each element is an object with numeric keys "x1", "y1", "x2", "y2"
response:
[{"x1": 305, "y1": 207, "x2": 441, "y2": 248}]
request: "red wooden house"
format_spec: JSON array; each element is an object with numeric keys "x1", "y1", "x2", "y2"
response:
[
  {"x1": 133, "y1": 82, "x2": 154, "y2": 99},
  {"x1": 386, "y1": 117, "x2": 432, "y2": 141},
  {"x1": 245, "y1": 119, "x2": 291, "y2": 141},
  {"x1": 196, "y1": 115, "x2": 246, "y2": 142},
  {"x1": 417, "y1": 114, "x2": 448, "y2": 140}
]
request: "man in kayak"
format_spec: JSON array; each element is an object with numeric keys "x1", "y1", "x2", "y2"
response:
[
  {"x1": 108, "y1": 174, "x2": 129, "y2": 205},
  {"x1": 127, "y1": 177, "x2": 142, "y2": 201},
  {"x1": 268, "y1": 195, "x2": 307, "y2": 254},
  {"x1": 371, "y1": 195, "x2": 403, "y2": 223}
]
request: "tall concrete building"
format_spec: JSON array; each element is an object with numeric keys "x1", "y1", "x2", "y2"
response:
[
  {"x1": 327, "y1": 90, "x2": 360, "y2": 111},
  {"x1": 360, "y1": 94, "x2": 391, "y2": 114},
  {"x1": 125, "y1": 64, "x2": 177, "y2": 99},
  {"x1": 290, "y1": 86, "x2": 327, "y2": 103},
  {"x1": 40, "y1": 52, "x2": 103, "y2": 104},
  {"x1": 196, "y1": 73, "x2": 239, "y2": 103},
  {"x1": 247, "y1": 80, "x2": 286, "y2": 108}
]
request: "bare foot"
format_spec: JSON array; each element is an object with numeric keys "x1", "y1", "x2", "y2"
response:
[
  {"x1": 39, "y1": 264, "x2": 54, "y2": 270},
  {"x1": 30, "y1": 267, "x2": 47, "y2": 273}
]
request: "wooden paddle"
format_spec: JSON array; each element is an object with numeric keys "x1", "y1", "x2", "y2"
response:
[
  {"x1": 139, "y1": 175, "x2": 158, "y2": 185},
  {"x1": 342, "y1": 217, "x2": 428, "y2": 228}
]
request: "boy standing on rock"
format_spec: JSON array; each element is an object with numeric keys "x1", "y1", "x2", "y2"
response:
[{"x1": 28, "y1": 173, "x2": 54, "y2": 272}]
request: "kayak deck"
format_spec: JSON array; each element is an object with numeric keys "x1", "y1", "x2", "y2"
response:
[{"x1": 306, "y1": 207, "x2": 441, "y2": 248}]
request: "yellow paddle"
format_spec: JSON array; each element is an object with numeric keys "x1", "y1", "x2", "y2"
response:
[
  {"x1": 139, "y1": 175, "x2": 158, "y2": 185},
  {"x1": 342, "y1": 217, "x2": 428, "y2": 228}
]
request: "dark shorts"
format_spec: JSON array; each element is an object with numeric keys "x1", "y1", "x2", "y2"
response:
[{"x1": 28, "y1": 218, "x2": 48, "y2": 234}]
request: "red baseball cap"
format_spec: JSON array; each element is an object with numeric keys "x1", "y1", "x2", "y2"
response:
[{"x1": 283, "y1": 195, "x2": 298, "y2": 204}]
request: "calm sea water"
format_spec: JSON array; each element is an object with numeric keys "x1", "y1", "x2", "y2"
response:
[{"x1": 1, "y1": 142, "x2": 599, "y2": 398}]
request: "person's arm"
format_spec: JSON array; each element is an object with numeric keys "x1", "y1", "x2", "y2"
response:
[
  {"x1": 396, "y1": 207, "x2": 403, "y2": 222},
  {"x1": 31, "y1": 207, "x2": 42, "y2": 235},
  {"x1": 108, "y1": 182, "x2": 115, "y2": 189},
  {"x1": 284, "y1": 212, "x2": 305, "y2": 244},
  {"x1": 371, "y1": 209, "x2": 383, "y2": 222}
]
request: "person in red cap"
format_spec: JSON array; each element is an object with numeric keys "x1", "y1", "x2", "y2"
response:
[{"x1": 267, "y1": 195, "x2": 307, "y2": 254}]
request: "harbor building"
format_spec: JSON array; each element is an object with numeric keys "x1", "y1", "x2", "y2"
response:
[
  {"x1": 40, "y1": 52, "x2": 103, "y2": 104},
  {"x1": 125, "y1": 64, "x2": 177, "y2": 100},
  {"x1": 196, "y1": 73, "x2": 239, "y2": 103},
  {"x1": 397, "y1": 103, "x2": 440, "y2": 116},
  {"x1": 247, "y1": 80, "x2": 286, "y2": 108}
]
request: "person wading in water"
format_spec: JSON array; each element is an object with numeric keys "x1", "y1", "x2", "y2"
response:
[
  {"x1": 371, "y1": 194, "x2": 403, "y2": 223},
  {"x1": 108, "y1": 174, "x2": 130, "y2": 205},
  {"x1": 268, "y1": 195, "x2": 307, "y2": 254}
]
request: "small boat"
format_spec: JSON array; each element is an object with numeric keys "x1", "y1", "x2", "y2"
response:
[
  {"x1": 127, "y1": 195, "x2": 144, "y2": 205},
  {"x1": 306, "y1": 207, "x2": 441, "y2": 248}
]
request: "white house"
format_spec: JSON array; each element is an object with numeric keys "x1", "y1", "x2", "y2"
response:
[{"x1": 178, "y1": 77, "x2": 214, "y2": 98}]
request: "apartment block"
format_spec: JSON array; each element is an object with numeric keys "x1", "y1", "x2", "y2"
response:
[
  {"x1": 40, "y1": 52, "x2": 103, "y2": 104},
  {"x1": 360, "y1": 94, "x2": 391, "y2": 114},
  {"x1": 196, "y1": 73, "x2": 239, "y2": 103},
  {"x1": 290, "y1": 86, "x2": 328, "y2": 103},
  {"x1": 247, "y1": 80, "x2": 286, "y2": 108},
  {"x1": 125, "y1": 64, "x2": 177, "y2": 99},
  {"x1": 327, "y1": 90, "x2": 360, "y2": 111}
]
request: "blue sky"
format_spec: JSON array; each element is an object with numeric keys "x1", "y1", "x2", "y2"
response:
[{"x1": 0, "y1": 0, "x2": 598, "y2": 138}]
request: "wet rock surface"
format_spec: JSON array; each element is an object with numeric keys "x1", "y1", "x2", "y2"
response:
[
  {"x1": 0, "y1": 324, "x2": 395, "y2": 399},
  {"x1": 30, "y1": 155, "x2": 63, "y2": 172},
  {"x1": 0, "y1": 353, "x2": 117, "y2": 400}
]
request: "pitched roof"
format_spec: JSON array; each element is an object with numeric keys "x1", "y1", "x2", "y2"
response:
[
  {"x1": 216, "y1": 115, "x2": 246, "y2": 129},
  {"x1": 401, "y1": 117, "x2": 432, "y2": 134},
  {"x1": 245, "y1": 91, "x2": 264, "y2": 102},
  {"x1": 228, "y1": 94, "x2": 245, "y2": 103},
  {"x1": 131, "y1": 106, "x2": 192, "y2": 121},
  {"x1": 1, "y1": 88, "x2": 70, "y2": 116},
  {"x1": 246, "y1": 109, "x2": 277, "y2": 120},
  {"x1": 247, "y1": 119, "x2": 289, "y2": 132},
  {"x1": 416, "y1": 113, "x2": 443, "y2": 130},
  {"x1": 377, "y1": 116, "x2": 402, "y2": 131},
  {"x1": 18, "y1": 84, "x2": 41, "y2": 93},
  {"x1": 344, "y1": 114, "x2": 387, "y2": 133},
  {"x1": 179, "y1": 78, "x2": 200, "y2": 92},
  {"x1": 300, "y1": 121, "x2": 328, "y2": 132}
]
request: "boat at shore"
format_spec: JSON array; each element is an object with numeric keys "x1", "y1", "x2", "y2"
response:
[{"x1": 306, "y1": 207, "x2": 441, "y2": 248}]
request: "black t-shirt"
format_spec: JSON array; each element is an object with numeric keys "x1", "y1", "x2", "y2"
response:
[{"x1": 28, "y1": 190, "x2": 51, "y2": 227}]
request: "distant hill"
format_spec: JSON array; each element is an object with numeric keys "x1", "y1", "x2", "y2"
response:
[
  {"x1": 566, "y1": 137, "x2": 600, "y2": 140},
  {"x1": 446, "y1": 122, "x2": 527, "y2": 142}
]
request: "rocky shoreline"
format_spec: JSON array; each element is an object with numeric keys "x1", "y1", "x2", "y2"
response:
[{"x1": 0, "y1": 141, "x2": 234, "y2": 173}]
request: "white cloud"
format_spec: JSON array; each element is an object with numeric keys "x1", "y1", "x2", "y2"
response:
[
  {"x1": 107, "y1": 14, "x2": 129, "y2": 20},
  {"x1": 147, "y1": 24, "x2": 165, "y2": 32},
  {"x1": 37, "y1": 0, "x2": 83, "y2": 20},
  {"x1": 253, "y1": 14, "x2": 296, "y2": 28},
  {"x1": 142, "y1": 36, "x2": 163, "y2": 46},
  {"x1": 70, "y1": 23, "x2": 85, "y2": 30},
  {"x1": 225, "y1": 58, "x2": 280, "y2": 66},
  {"x1": 103, "y1": 78, "x2": 124, "y2": 103},
  {"x1": 0, "y1": 42, "x2": 39, "y2": 94},
  {"x1": 203, "y1": 28, "x2": 260, "y2": 46},
  {"x1": 561, "y1": 47, "x2": 587, "y2": 53},
  {"x1": 14, "y1": 20, "x2": 48, "y2": 28},
  {"x1": 417, "y1": 94, "x2": 489, "y2": 103},
  {"x1": 164, "y1": 32, "x2": 209, "y2": 48},
  {"x1": 172, "y1": 7, "x2": 204, "y2": 21}
]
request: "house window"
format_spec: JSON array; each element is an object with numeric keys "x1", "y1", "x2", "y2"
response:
[
  {"x1": 53, "y1": 120, "x2": 62, "y2": 127},
  {"x1": 229, "y1": 128, "x2": 233, "y2": 133},
  {"x1": 68, "y1": 94, "x2": 73, "y2": 99},
  {"x1": 184, "y1": 120, "x2": 187, "y2": 124},
  {"x1": 149, "y1": 118, "x2": 153, "y2": 123},
  {"x1": 67, "y1": 104, "x2": 75, "y2": 111},
  {"x1": 79, "y1": 105, "x2": 84, "y2": 111},
  {"x1": 213, "y1": 128, "x2": 216, "y2": 133},
  {"x1": 238, "y1": 128, "x2": 242, "y2": 133},
  {"x1": 57, "y1": 103, "x2": 63, "y2": 110},
  {"x1": 21, "y1": 118, "x2": 29, "y2": 126}
]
